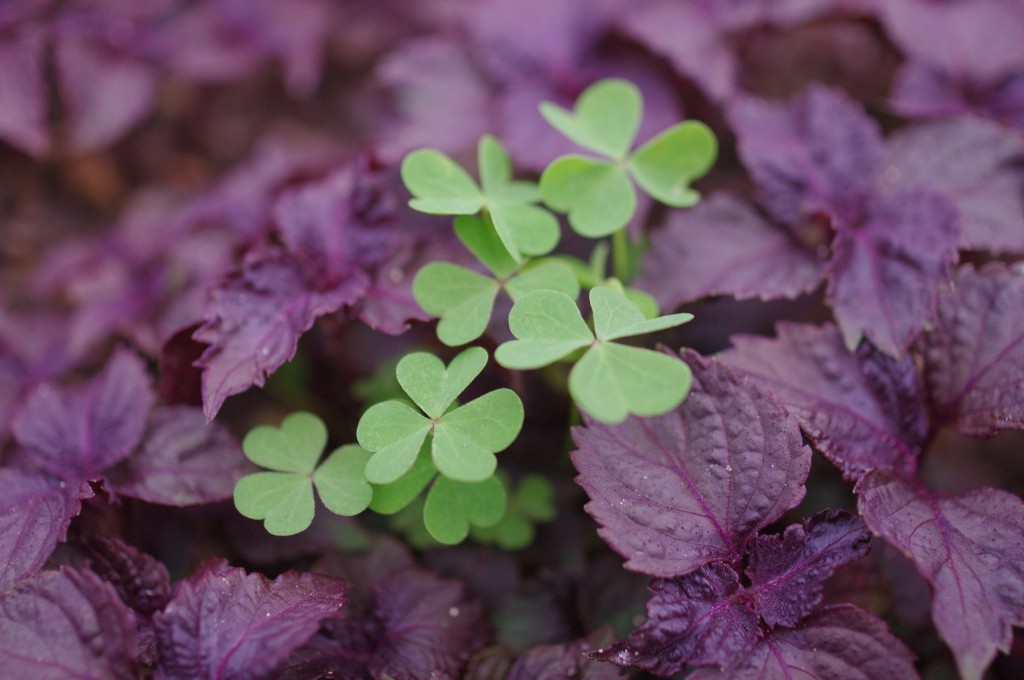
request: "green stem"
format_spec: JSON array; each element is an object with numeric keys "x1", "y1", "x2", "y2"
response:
[{"x1": 612, "y1": 227, "x2": 631, "y2": 282}]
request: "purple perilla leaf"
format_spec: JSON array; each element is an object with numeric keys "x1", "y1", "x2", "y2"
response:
[
  {"x1": 79, "y1": 536, "x2": 171, "y2": 617},
  {"x1": 0, "y1": 28, "x2": 48, "y2": 156},
  {"x1": 11, "y1": 348, "x2": 155, "y2": 482},
  {"x1": 891, "y1": 63, "x2": 1024, "y2": 135},
  {"x1": 572, "y1": 352, "x2": 811, "y2": 577},
  {"x1": 507, "y1": 631, "x2": 625, "y2": 680},
  {"x1": 923, "y1": 264, "x2": 1024, "y2": 435},
  {"x1": 857, "y1": 470, "x2": 1024, "y2": 680},
  {"x1": 0, "y1": 567, "x2": 138, "y2": 679},
  {"x1": 721, "y1": 322, "x2": 928, "y2": 480},
  {"x1": 153, "y1": 560, "x2": 347, "y2": 680}
]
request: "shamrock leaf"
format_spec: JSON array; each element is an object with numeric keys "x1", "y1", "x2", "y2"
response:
[
  {"x1": 234, "y1": 412, "x2": 373, "y2": 536},
  {"x1": 413, "y1": 215, "x2": 579, "y2": 346},
  {"x1": 356, "y1": 347, "x2": 524, "y2": 483},
  {"x1": 539, "y1": 78, "x2": 717, "y2": 237},
  {"x1": 423, "y1": 475, "x2": 507, "y2": 544},
  {"x1": 401, "y1": 136, "x2": 560, "y2": 260},
  {"x1": 471, "y1": 473, "x2": 556, "y2": 549},
  {"x1": 495, "y1": 287, "x2": 694, "y2": 423}
]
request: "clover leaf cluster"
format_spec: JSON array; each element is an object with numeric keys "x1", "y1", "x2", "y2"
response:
[{"x1": 234, "y1": 78, "x2": 717, "y2": 544}]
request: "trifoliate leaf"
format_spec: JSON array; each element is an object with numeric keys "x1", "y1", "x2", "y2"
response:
[
  {"x1": 234, "y1": 472, "x2": 315, "y2": 536},
  {"x1": 590, "y1": 286, "x2": 693, "y2": 341},
  {"x1": 357, "y1": 401, "x2": 432, "y2": 484},
  {"x1": 401, "y1": 149, "x2": 484, "y2": 215},
  {"x1": 515, "y1": 474, "x2": 556, "y2": 522},
  {"x1": 538, "y1": 79, "x2": 642, "y2": 159},
  {"x1": 312, "y1": 445, "x2": 373, "y2": 516},
  {"x1": 396, "y1": 346, "x2": 488, "y2": 419},
  {"x1": 505, "y1": 260, "x2": 581, "y2": 302},
  {"x1": 629, "y1": 121, "x2": 718, "y2": 207},
  {"x1": 369, "y1": 439, "x2": 437, "y2": 515},
  {"x1": 455, "y1": 215, "x2": 518, "y2": 280},
  {"x1": 432, "y1": 388, "x2": 524, "y2": 482},
  {"x1": 495, "y1": 290, "x2": 594, "y2": 369},
  {"x1": 242, "y1": 411, "x2": 326, "y2": 474},
  {"x1": 423, "y1": 475, "x2": 507, "y2": 544},
  {"x1": 413, "y1": 262, "x2": 499, "y2": 346},
  {"x1": 489, "y1": 203, "x2": 560, "y2": 258},
  {"x1": 539, "y1": 156, "x2": 636, "y2": 237},
  {"x1": 471, "y1": 474, "x2": 557, "y2": 550}
]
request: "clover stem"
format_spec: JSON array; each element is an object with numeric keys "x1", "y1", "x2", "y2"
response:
[{"x1": 612, "y1": 227, "x2": 631, "y2": 282}]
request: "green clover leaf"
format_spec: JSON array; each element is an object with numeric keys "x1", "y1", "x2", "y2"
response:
[
  {"x1": 494, "y1": 287, "x2": 695, "y2": 423},
  {"x1": 471, "y1": 473, "x2": 556, "y2": 550},
  {"x1": 413, "y1": 215, "x2": 579, "y2": 346},
  {"x1": 401, "y1": 136, "x2": 560, "y2": 260},
  {"x1": 234, "y1": 412, "x2": 373, "y2": 536},
  {"x1": 423, "y1": 475, "x2": 506, "y2": 545},
  {"x1": 356, "y1": 347, "x2": 524, "y2": 483},
  {"x1": 538, "y1": 78, "x2": 718, "y2": 237}
]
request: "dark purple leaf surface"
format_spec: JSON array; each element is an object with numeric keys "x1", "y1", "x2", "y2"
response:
[
  {"x1": 638, "y1": 193, "x2": 825, "y2": 308},
  {"x1": 746, "y1": 510, "x2": 870, "y2": 628},
  {"x1": 110, "y1": 406, "x2": 248, "y2": 506},
  {"x1": 589, "y1": 563, "x2": 759, "y2": 676},
  {"x1": 0, "y1": 468, "x2": 89, "y2": 592},
  {"x1": 194, "y1": 248, "x2": 367, "y2": 420},
  {"x1": 0, "y1": 29, "x2": 48, "y2": 155},
  {"x1": 572, "y1": 353, "x2": 811, "y2": 577},
  {"x1": 728, "y1": 86, "x2": 882, "y2": 226},
  {"x1": 857, "y1": 470, "x2": 1024, "y2": 680},
  {"x1": 11, "y1": 348, "x2": 155, "y2": 482},
  {"x1": 80, "y1": 536, "x2": 171, "y2": 616},
  {"x1": 826, "y1": 190, "x2": 959, "y2": 356},
  {"x1": 0, "y1": 567, "x2": 138, "y2": 679},
  {"x1": 878, "y1": 118, "x2": 1024, "y2": 253},
  {"x1": 722, "y1": 323, "x2": 927, "y2": 479},
  {"x1": 923, "y1": 264, "x2": 1024, "y2": 435},
  {"x1": 687, "y1": 605, "x2": 918, "y2": 680},
  {"x1": 507, "y1": 633, "x2": 624, "y2": 680},
  {"x1": 153, "y1": 560, "x2": 347, "y2": 680}
]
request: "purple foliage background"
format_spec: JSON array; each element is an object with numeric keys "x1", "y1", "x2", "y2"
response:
[{"x1": 2, "y1": 0, "x2": 1024, "y2": 678}]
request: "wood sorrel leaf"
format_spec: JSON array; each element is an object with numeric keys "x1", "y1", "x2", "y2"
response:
[
  {"x1": 423, "y1": 475, "x2": 507, "y2": 544},
  {"x1": 396, "y1": 347, "x2": 488, "y2": 419},
  {"x1": 357, "y1": 401, "x2": 431, "y2": 484},
  {"x1": 401, "y1": 149, "x2": 484, "y2": 215},
  {"x1": 488, "y1": 203, "x2": 560, "y2": 257},
  {"x1": 539, "y1": 78, "x2": 642, "y2": 159},
  {"x1": 369, "y1": 440, "x2": 436, "y2": 515},
  {"x1": 412, "y1": 262, "x2": 499, "y2": 346},
  {"x1": 505, "y1": 260, "x2": 580, "y2": 302},
  {"x1": 433, "y1": 388, "x2": 524, "y2": 482},
  {"x1": 454, "y1": 214, "x2": 518, "y2": 279},
  {"x1": 590, "y1": 285, "x2": 692, "y2": 341},
  {"x1": 313, "y1": 445, "x2": 373, "y2": 516},
  {"x1": 628, "y1": 120, "x2": 718, "y2": 207},
  {"x1": 233, "y1": 472, "x2": 315, "y2": 536},
  {"x1": 539, "y1": 156, "x2": 636, "y2": 237},
  {"x1": 495, "y1": 290, "x2": 594, "y2": 369},
  {"x1": 242, "y1": 411, "x2": 326, "y2": 474}
]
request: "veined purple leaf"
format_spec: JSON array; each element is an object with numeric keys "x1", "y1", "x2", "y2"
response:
[
  {"x1": 923, "y1": 264, "x2": 1024, "y2": 435},
  {"x1": 588, "y1": 563, "x2": 759, "y2": 676},
  {"x1": 109, "y1": 406, "x2": 249, "y2": 506},
  {"x1": 877, "y1": 118, "x2": 1024, "y2": 254},
  {"x1": 0, "y1": 467, "x2": 89, "y2": 592},
  {"x1": 721, "y1": 323, "x2": 927, "y2": 479},
  {"x1": 0, "y1": 567, "x2": 138, "y2": 679},
  {"x1": 746, "y1": 510, "x2": 871, "y2": 627},
  {"x1": 507, "y1": 632, "x2": 624, "y2": 680},
  {"x1": 572, "y1": 352, "x2": 811, "y2": 577},
  {"x1": 80, "y1": 536, "x2": 171, "y2": 616},
  {"x1": 194, "y1": 247, "x2": 368, "y2": 420},
  {"x1": 153, "y1": 560, "x2": 347, "y2": 680},
  {"x1": 728, "y1": 85, "x2": 883, "y2": 226},
  {"x1": 827, "y1": 190, "x2": 959, "y2": 356},
  {"x1": 637, "y1": 193, "x2": 826, "y2": 308},
  {"x1": 11, "y1": 348, "x2": 155, "y2": 482},
  {"x1": 857, "y1": 470, "x2": 1024, "y2": 680},
  {"x1": 687, "y1": 605, "x2": 919, "y2": 680}
]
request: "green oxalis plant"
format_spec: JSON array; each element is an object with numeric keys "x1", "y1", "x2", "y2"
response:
[{"x1": 234, "y1": 78, "x2": 718, "y2": 544}]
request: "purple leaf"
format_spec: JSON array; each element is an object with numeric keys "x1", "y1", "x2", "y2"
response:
[
  {"x1": 80, "y1": 537, "x2": 171, "y2": 616},
  {"x1": 194, "y1": 247, "x2": 367, "y2": 420},
  {"x1": 0, "y1": 567, "x2": 138, "y2": 679},
  {"x1": 827, "y1": 190, "x2": 959, "y2": 356},
  {"x1": 923, "y1": 264, "x2": 1024, "y2": 435},
  {"x1": 878, "y1": 118, "x2": 1024, "y2": 253},
  {"x1": 11, "y1": 348, "x2": 155, "y2": 482},
  {"x1": 637, "y1": 193, "x2": 826, "y2": 308},
  {"x1": 856, "y1": 470, "x2": 1024, "y2": 680},
  {"x1": 721, "y1": 323, "x2": 927, "y2": 479},
  {"x1": 109, "y1": 406, "x2": 249, "y2": 506},
  {"x1": 588, "y1": 563, "x2": 760, "y2": 676},
  {"x1": 153, "y1": 560, "x2": 347, "y2": 680},
  {"x1": 746, "y1": 510, "x2": 871, "y2": 627},
  {"x1": 0, "y1": 468, "x2": 89, "y2": 592},
  {"x1": 0, "y1": 28, "x2": 48, "y2": 156},
  {"x1": 687, "y1": 605, "x2": 919, "y2": 680},
  {"x1": 728, "y1": 86, "x2": 883, "y2": 226},
  {"x1": 891, "y1": 62, "x2": 1024, "y2": 134},
  {"x1": 572, "y1": 352, "x2": 811, "y2": 577},
  {"x1": 507, "y1": 633, "x2": 624, "y2": 680}
]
